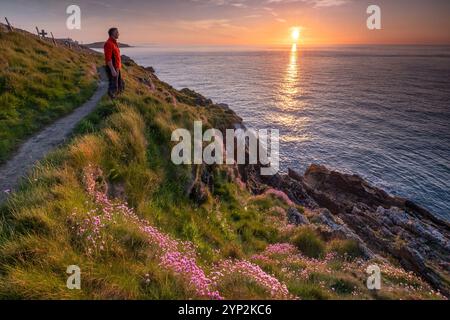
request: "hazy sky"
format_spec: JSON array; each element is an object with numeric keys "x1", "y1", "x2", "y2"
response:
[{"x1": 1, "y1": 0, "x2": 449, "y2": 45}]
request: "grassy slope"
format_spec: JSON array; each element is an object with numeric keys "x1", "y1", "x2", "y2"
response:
[
  {"x1": 0, "y1": 30, "x2": 98, "y2": 163},
  {"x1": 0, "y1": 31, "x2": 443, "y2": 300}
]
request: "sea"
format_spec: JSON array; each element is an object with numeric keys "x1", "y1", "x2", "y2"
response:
[{"x1": 119, "y1": 45, "x2": 450, "y2": 220}]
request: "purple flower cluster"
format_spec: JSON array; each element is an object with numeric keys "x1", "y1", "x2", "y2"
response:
[
  {"x1": 255, "y1": 188, "x2": 295, "y2": 207},
  {"x1": 264, "y1": 243, "x2": 298, "y2": 256},
  {"x1": 251, "y1": 243, "x2": 297, "y2": 263},
  {"x1": 71, "y1": 208, "x2": 108, "y2": 255},
  {"x1": 161, "y1": 251, "x2": 222, "y2": 300},
  {"x1": 211, "y1": 260, "x2": 292, "y2": 299},
  {"x1": 72, "y1": 165, "x2": 222, "y2": 299},
  {"x1": 251, "y1": 243, "x2": 336, "y2": 281}
]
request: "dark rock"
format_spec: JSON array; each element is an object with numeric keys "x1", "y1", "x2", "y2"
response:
[
  {"x1": 247, "y1": 169, "x2": 317, "y2": 208},
  {"x1": 107, "y1": 181, "x2": 127, "y2": 201},
  {"x1": 287, "y1": 207, "x2": 309, "y2": 226},
  {"x1": 189, "y1": 181, "x2": 209, "y2": 205},
  {"x1": 315, "y1": 209, "x2": 375, "y2": 259},
  {"x1": 137, "y1": 77, "x2": 156, "y2": 91},
  {"x1": 186, "y1": 165, "x2": 214, "y2": 205},
  {"x1": 145, "y1": 66, "x2": 155, "y2": 73},
  {"x1": 288, "y1": 168, "x2": 303, "y2": 181},
  {"x1": 217, "y1": 103, "x2": 230, "y2": 109},
  {"x1": 179, "y1": 88, "x2": 213, "y2": 107},
  {"x1": 302, "y1": 164, "x2": 405, "y2": 214},
  {"x1": 121, "y1": 55, "x2": 136, "y2": 67}
]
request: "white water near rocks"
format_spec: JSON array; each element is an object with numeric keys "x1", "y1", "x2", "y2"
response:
[{"x1": 122, "y1": 45, "x2": 450, "y2": 220}]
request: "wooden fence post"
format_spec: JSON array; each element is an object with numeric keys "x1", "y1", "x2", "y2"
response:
[
  {"x1": 5, "y1": 17, "x2": 14, "y2": 31},
  {"x1": 51, "y1": 32, "x2": 57, "y2": 46}
]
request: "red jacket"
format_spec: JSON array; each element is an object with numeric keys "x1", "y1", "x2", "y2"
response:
[{"x1": 104, "y1": 37, "x2": 122, "y2": 70}]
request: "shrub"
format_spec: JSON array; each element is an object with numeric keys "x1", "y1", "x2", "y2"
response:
[
  {"x1": 292, "y1": 227, "x2": 325, "y2": 259},
  {"x1": 330, "y1": 278, "x2": 357, "y2": 295},
  {"x1": 288, "y1": 281, "x2": 330, "y2": 300},
  {"x1": 328, "y1": 239, "x2": 363, "y2": 260},
  {"x1": 222, "y1": 243, "x2": 243, "y2": 259}
]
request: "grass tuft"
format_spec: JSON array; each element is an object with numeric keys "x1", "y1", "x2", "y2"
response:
[{"x1": 292, "y1": 227, "x2": 326, "y2": 259}]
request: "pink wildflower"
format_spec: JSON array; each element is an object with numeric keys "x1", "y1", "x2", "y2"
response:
[
  {"x1": 211, "y1": 259, "x2": 292, "y2": 299},
  {"x1": 71, "y1": 165, "x2": 222, "y2": 300}
]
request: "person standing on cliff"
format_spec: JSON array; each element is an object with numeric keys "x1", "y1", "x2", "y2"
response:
[{"x1": 104, "y1": 27, "x2": 125, "y2": 98}]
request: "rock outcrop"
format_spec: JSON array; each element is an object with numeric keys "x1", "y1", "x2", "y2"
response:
[
  {"x1": 242, "y1": 162, "x2": 450, "y2": 296},
  {"x1": 287, "y1": 207, "x2": 309, "y2": 226},
  {"x1": 179, "y1": 88, "x2": 213, "y2": 107},
  {"x1": 300, "y1": 164, "x2": 449, "y2": 296}
]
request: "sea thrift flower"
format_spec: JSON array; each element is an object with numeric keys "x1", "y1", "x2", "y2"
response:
[
  {"x1": 211, "y1": 259, "x2": 293, "y2": 299},
  {"x1": 272, "y1": 206, "x2": 287, "y2": 217},
  {"x1": 161, "y1": 251, "x2": 222, "y2": 299},
  {"x1": 264, "y1": 243, "x2": 298, "y2": 256},
  {"x1": 71, "y1": 165, "x2": 222, "y2": 300},
  {"x1": 251, "y1": 243, "x2": 335, "y2": 281},
  {"x1": 261, "y1": 188, "x2": 295, "y2": 207}
]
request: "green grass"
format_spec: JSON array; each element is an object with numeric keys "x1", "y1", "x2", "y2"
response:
[
  {"x1": 287, "y1": 282, "x2": 330, "y2": 300},
  {"x1": 292, "y1": 227, "x2": 326, "y2": 259},
  {"x1": 0, "y1": 30, "x2": 98, "y2": 163},
  {"x1": 328, "y1": 239, "x2": 364, "y2": 260}
]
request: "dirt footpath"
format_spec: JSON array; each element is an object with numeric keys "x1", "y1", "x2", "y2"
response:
[{"x1": 0, "y1": 68, "x2": 107, "y2": 204}]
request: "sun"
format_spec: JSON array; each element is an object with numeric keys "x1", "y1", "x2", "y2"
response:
[{"x1": 291, "y1": 27, "x2": 301, "y2": 42}]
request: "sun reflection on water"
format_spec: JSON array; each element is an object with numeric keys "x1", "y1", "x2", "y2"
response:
[
  {"x1": 277, "y1": 44, "x2": 301, "y2": 114},
  {"x1": 270, "y1": 42, "x2": 309, "y2": 138},
  {"x1": 287, "y1": 44, "x2": 298, "y2": 83}
]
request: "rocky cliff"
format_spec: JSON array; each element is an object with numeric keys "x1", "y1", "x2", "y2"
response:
[{"x1": 238, "y1": 161, "x2": 450, "y2": 296}]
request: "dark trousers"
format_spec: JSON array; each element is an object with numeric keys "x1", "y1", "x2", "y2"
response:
[{"x1": 106, "y1": 66, "x2": 125, "y2": 98}]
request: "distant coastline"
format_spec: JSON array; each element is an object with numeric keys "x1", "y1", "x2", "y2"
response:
[{"x1": 86, "y1": 41, "x2": 133, "y2": 49}]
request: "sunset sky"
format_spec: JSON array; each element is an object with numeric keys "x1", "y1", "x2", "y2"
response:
[{"x1": 1, "y1": 0, "x2": 450, "y2": 46}]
